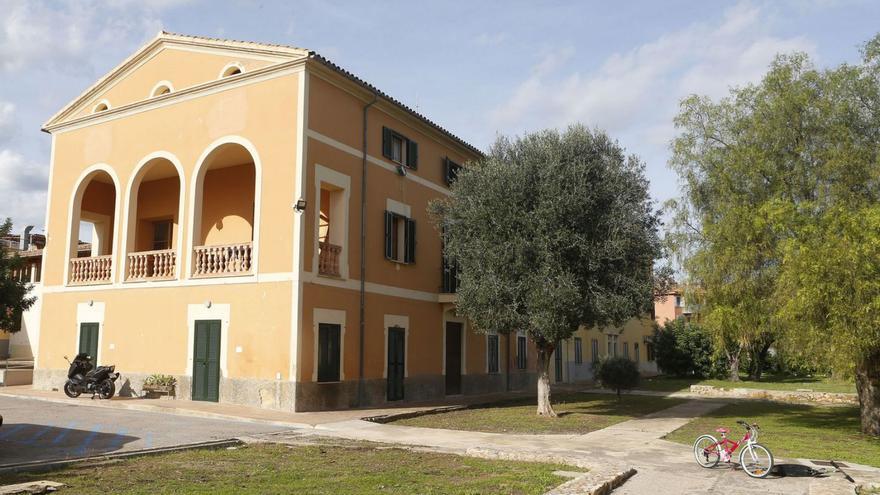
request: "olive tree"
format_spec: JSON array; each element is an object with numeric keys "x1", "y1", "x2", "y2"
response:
[{"x1": 430, "y1": 125, "x2": 661, "y2": 417}]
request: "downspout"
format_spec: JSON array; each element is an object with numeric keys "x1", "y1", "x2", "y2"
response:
[{"x1": 357, "y1": 93, "x2": 379, "y2": 407}]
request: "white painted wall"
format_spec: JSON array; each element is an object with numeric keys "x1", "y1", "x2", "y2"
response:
[{"x1": 10, "y1": 283, "x2": 42, "y2": 361}]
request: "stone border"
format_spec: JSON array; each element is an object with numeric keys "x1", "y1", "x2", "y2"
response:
[
  {"x1": 689, "y1": 385, "x2": 857, "y2": 405},
  {"x1": 362, "y1": 405, "x2": 467, "y2": 424}
]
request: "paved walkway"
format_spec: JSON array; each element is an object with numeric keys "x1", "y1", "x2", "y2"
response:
[{"x1": 2, "y1": 386, "x2": 876, "y2": 493}]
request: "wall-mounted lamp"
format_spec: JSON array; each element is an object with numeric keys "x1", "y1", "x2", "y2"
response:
[
  {"x1": 396, "y1": 165, "x2": 407, "y2": 177},
  {"x1": 205, "y1": 300, "x2": 212, "y2": 309},
  {"x1": 293, "y1": 198, "x2": 307, "y2": 213}
]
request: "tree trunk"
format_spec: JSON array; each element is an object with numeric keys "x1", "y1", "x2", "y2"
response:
[
  {"x1": 727, "y1": 350, "x2": 741, "y2": 382},
  {"x1": 748, "y1": 341, "x2": 772, "y2": 381},
  {"x1": 855, "y1": 350, "x2": 880, "y2": 436},
  {"x1": 536, "y1": 343, "x2": 557, "y2": 417}
]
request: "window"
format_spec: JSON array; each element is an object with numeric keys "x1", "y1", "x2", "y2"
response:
[
  {"x1": 317, "y1": 323, "x2": 341, "y2": 382},
  {"x1": 516, "y1": 335, "x2": 527, "y2": 370},
  {"x1": 675, "y1": 295, "x2": 683, "y2": 307},
  {"x1": 646, "y1": 342, "x2": 656, "y2": 362},
  {"x1": 444, "y1": 158, "x2": 462, "y2": 186},
  {"x1": 487, "y1": 334, "x2": 499, "y2": 373},
  {"x1": 591, "y1": 338, "x2": 599, "y2": 363},
  {"x1": 384, "y1": 211, "x2": 415, "y2": 263},
  {"x1": 220, "y1": 62, "x2": 245, "y2": 78},
  {"x1": 574, "y1": 337, "x2": 583, "y2": 365},
  {"x1": 607, "y1": 334, "x2": 619, "y2": 357},
  {"x1": 152, "y1": 220, "x2": 173, "y2": 251},
  {"x1": 92, "y1": 100, "x2": 110, "y2": 113},
  {"x1": 150, "y1": 82, "x2": 173, "y2": 97},
  {"x1": 623, "y1": 342, "x2": 629, "y2": 359},
  {"x1": 634, "y1": 343, "x2": 640, "y2": 363},
  {"x1": 382, "y1": 127, "x2": 418, "y2": 169}
]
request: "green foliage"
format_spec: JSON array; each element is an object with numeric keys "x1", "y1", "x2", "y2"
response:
[
  {"x1": 143, "y1": 374, "x2": 177, "y2": 387},
  {"x1": 429, "y1": 125, "x2": 662, "y2": 348},
  {"x1": 0, "y1": 218, "x2": 35, "y2": 332},
  {"x1": 652, "y1": 319, "x2": 721, "y2": 378},
  {"x1": 592, "y1": 356, "x2": 640, "y2": 397},
  {"x1": 667, "y1": 34, "x2": 880, "y2": 379}
]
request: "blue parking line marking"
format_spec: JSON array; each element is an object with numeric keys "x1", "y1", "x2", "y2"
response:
[
  {"x1": 52, "y1": 421, "x2": 78, "y2": 444},
  {"x1": 76, "y1": 424, "x2": 101, "y2": 457},
  {"x1": 0, "y1": 424, "x2": 26, "y2": 440}
]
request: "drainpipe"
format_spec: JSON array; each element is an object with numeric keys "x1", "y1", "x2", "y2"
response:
[{"x1": 357, "y1": 93, "x2": 379, "y2": 407}]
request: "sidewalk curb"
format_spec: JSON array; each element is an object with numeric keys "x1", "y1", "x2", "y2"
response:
[
  {"x1": 0, "y1": 391, "x2": 316, "y2": 430},
  {"x1": 544, "y1": 467, "x2": 637, "y2": 495}
]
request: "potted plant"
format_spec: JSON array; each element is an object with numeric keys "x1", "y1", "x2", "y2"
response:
[{"x1": 142, "y1": 374, "x2": 177, "y2": 399}]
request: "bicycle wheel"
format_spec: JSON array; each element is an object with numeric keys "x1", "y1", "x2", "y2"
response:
[
  {"x1": 693, "y1": 435, "x2": 720, "y2": 468},
  {"x1": 740, "y1": 443, "x2": 774, "y2": 478}
]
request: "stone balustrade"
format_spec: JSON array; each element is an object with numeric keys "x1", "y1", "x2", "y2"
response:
[
  {"x1": 689, "y1": 384, "x2": 857, "y2": 405},
  {"x1": 127, "y1": 249, "x2": 176, "y2": 281},
  {"x1": 192, "y1": 242, "x2": 253, "y2": 278},
  {"x1": 69, "y1": 255, "x2": 112, "y2": 285},
  {"x1": 318, "y1": 241, "x2": 342, "y2": 277}
]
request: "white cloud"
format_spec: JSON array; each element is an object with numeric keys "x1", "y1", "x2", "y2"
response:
[
  {"x1": 0, "y1": 149, "x2": 48, "y2": 228},
  {"x1": 0, "y1": 0, "x2": 195, "y2": 74},
  {"x1": 0, "y1": 101, "x2": 14, "y2": 142},
  {"x1": 490, "y1": 2, "x2": 815, "y2": 136}
]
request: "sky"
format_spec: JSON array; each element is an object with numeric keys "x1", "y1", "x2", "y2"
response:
[{"x1": 1, "y1": 0, "x2": 878, "y2": 236}]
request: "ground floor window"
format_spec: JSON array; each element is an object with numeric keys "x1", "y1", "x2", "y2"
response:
[
  {"x1": 487, "y1": 334, "x2": 499, "y2": 373},
  {"x1": 317, "y1": 323, "x2": 341, "y2": 382},
  {"x1": 516, "y1": 335, "x2": 527, "y2": 370},
  {"x1": 646, "y1": 342, "x2": 655, "y2": 362},
  {"x1": 623, "y1": 342, "x2": 629, "y2": 359},
  {"x1": 574, "y1": 337, "x2": 583, "y2": 364},
  {"x1": 607, "y1": 334, "x2": 619, "y2": 358},
  {"x1": 591, "y1": 338, "x2": 599, "y2": 364},
  {"x1": 634, "y1": 343, "x2": 640, "y2": 363}
]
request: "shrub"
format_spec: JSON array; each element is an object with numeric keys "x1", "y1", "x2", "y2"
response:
[
  {"x1": 652, "y1": 319, "x2": 719, "y2": 378},
  {"x1": 593, "y1": 356, "x2": 640, "y2": 399},
  {"x1": 143, "y1": 374, "x2": 177, "y2": 388}
]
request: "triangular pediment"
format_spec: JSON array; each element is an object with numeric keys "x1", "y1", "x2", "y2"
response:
[{"x1": 44, "y1": 32, "x2": 310, "y2": 130}]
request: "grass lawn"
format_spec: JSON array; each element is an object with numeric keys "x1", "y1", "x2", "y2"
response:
[
  {"x1": 664, "y1": 401, "x2": 880, "y2": 467},
  {"x1": 0, "y1": 443, "x2": 570, "y2": 495},
  {"x1": 637, "y1": 373, "x2": 855, "y2": 394},
  {"x1": 393, "y1": 392, "x2": 686, "y2": 434}
]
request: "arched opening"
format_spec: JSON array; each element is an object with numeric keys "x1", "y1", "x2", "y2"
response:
[
  {"x1": 150, "y1": 83, "x2": 172, "y2": 97},
  {"x1": 124, "y1": 156, "x2": 183, "y2": 281},
  {"x1": 191, "y1": 142, "x2": 257, "y2": 277},
  {"x1": 219, "y1": 62, "x2": 244, "y2": 78},
  {"x1": 69, "y1": 169, "x2": 118, "y2": 285},
  {"x1": 92, "y1": 100, "x2": 110, "y2": 113}
]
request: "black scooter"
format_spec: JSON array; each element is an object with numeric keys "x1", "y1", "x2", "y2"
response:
[{"x1": 63, "y1": 353, "x2": 120, "y2": 399}]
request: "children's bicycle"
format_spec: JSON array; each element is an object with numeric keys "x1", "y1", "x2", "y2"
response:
[{"x1": 693, "y1": 419, "x2": 774, "y2": 478}]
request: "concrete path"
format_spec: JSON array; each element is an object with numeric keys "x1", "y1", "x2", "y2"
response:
[
  {"x1": 293, "y1": 400, "x2": 858, "y2": 494},
  {"x1": 0, "y1": 395, "x2": 283, "y2": 468}
]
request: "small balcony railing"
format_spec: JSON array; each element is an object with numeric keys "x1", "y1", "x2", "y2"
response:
[
  {"x1": 69, "y1": 255, "x2": 113, "y2": 285},
  {"x1": 441, "y1": 257, "x2": 459, "y2": 293},
  {"x1": 318, "y1": 241, "x2": 342, "y2": 277},
  {"x1": 127, "y1": 249, "x2": 176, "y2": 281},
  {"x1": 192, "y1": 242, "x2": 252, "y2": 278}
]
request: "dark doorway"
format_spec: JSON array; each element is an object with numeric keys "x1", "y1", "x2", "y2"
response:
[
  {"x1": 192, "y1": 319, "x2": 221, "y2": 402},
  {"x1": 445, "y1": 322, "x2": 463, "y2": 395},
  {"x1": 387, "y1": 326, "x2": 405, "y2": 401},
  {"x1": 78, "y1": 322, "x2": 99, "y2": 361}
]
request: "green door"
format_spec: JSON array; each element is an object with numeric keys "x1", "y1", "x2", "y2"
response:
[
  {"x1": 387, "y1": 327, "x2": 405, "y2": 401},
  {"x1": 192, "y1": 320, "x2": 221, "y2": 402},
  {"x1": 78, "y1": 323, "x2": 99, "y2": 361}
]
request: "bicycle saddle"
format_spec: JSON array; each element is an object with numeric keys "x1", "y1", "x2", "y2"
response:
[{"x1": 715, "y1": 427, "x2": 730, "y2": 433}]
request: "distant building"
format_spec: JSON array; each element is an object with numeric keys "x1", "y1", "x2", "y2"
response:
[{"x1": 654, "y1": 287, "x2": 700, "y2": 325}]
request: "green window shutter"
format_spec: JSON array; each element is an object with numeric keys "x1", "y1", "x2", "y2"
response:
[
  {"x1": 404, "y1": 218, "x2": 416, "y2": 264},
  {"x1": 382, "y1": 127, "x2": 393, "y2": 159},
  {"x1": 384, "y1": 211, "x2": 394, "y2": 260},
  {"x1": 317, "y1": 323, "x2": 341, "y2": 382},
  {"x1": 79, "y1": 323, "x2": 99, "y2": 361},
  {"x1": 406, "y1": 139, "x2": 418, "y2": 169}
]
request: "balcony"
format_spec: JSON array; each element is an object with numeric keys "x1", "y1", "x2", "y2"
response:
[
  {"x1": 126, "y1": 249, "x2": 176, "y2": 281},
  {"x1": 318, "y1": 241, "x2": 342, "y2": 277},
  {"x1": 69, "y1": 255, "x2": 113, "y2": 285},
  {"x1": 192, "y1": 242, "x2": 252, "y2": 278}
]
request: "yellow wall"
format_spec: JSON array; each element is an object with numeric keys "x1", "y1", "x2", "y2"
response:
[
  {"x1": 134, "y1": 176, "x2": 180, "y2": 252},
  {"x1": 200, "y1": 163, "x2": 255, "y2": 246}
]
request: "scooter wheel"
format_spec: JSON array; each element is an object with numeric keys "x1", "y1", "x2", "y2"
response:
[
  {"x1": 97, "y1": 379, "x2": 115, "y2": 400},
  {"x1": 63, "y1": 381, "x2": 82, "y2": 398}
]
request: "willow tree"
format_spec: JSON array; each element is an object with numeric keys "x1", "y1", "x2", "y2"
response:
[
  {"x1": 429, "y1": 125, "x2": 661, "y2": 417},
  {"x1": 669, "y1": 34, "x2": 880, "y2": 435}
]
